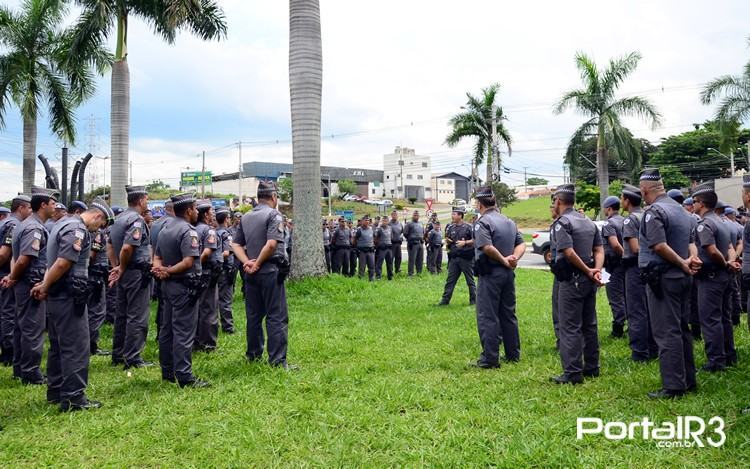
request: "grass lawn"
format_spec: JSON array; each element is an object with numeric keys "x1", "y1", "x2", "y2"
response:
[
  {"x1": 502, "y1": 197, "x2": 553, "y2": 228},
  {"x1": 1, "y1": 270, "x2": 749, "y2": 466}
]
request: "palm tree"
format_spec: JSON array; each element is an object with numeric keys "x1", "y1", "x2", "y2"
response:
[
  {"x1": 555, "y1": 51, "x2": 661, "y2": 210},
  {"x1": 701, "y1": 37, "x2": 750, "y2": 124},
  {"x1": 289, "y1": 0, "x2": 326, "y2": 278},
  {"x1": 445, "y1": 83, "x2": 512, "y2": 185},
  {"x1": 71, "y1": 0, "x2": 227, "y2": 207},
  {"x1": 0, "y1": 0, "x2": 108, "y2": 194}
]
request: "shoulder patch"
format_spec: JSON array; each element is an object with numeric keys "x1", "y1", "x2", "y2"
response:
[
  {"x1": 72, "y1": 238, "x2": 82, "y2": 252},
  {"x1": 189, "y1": 230, "x2": 198, "y2": 237},
  {"x1": 603, "y1": 221, "x2": 609, "y2": 226},
  {"x1": 645, "y1": 213, "x2": 652, "y2": 223},
  {"x1": 33, "y1": 231, "x2": 42, "y2": 240},
  {"x1": 623, "y1": 219, "x2": 630, "y2": 225},
  {"x1": 133, "y1": 221, "x2": 142, "y2": 228},
  {"x1": 74, "y1": 230, "x2": 85, "y2": 239},
  {"x1": 132, "y1": 228, "x2": 141, "y2": 240},
  {"x1": 555, "y1": 224, "x2": 561, "y2": 231},
  {"x1": 31, "y1": 239, "x2": 40, "y2": 251},
  {"x1": 697, "y1": 224, "x2": 704, "y2": 232}
]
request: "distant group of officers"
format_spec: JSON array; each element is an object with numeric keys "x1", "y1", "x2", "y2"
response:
[{"x1": 0, "y1": 180, "x2": 292, "y2": 411}]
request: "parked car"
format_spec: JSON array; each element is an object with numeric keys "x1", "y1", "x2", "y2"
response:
[
  {"x1": 451, "y1": 198, "x2": 467, "y2": 206},
  {"x1": 376, "y1": 199, "x2": 393, "y2": 206},
  {"x1": 531, "y1": 230, "x2": 552, "y2": 265},
  {"x1": 343, "y1": 194, "x2": 357, "y2": 201}
]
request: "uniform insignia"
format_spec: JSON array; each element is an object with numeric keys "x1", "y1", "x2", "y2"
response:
[
  {"x1": 697, "y1": 225, "x2": 704, "y2": 232},
  {"x1": 33, "y1": 231, "x2": 42, "y2": 240},
  {"x1": 645, "y1": 213, "x2": 652, "y2": 222},
  {"x1": 228, "y1": 236, "x2": 233, "y2": 243},
  {"x1": 31, "y1": 239, "x2": 40, "y2": 251},
  {"x1": 133, "y1": 221, "x2": 142, "y2": 228},
  {"x1": 623, "y1": 219, "x2": 630, "y2": 225},
  {"x1": 72, "y1": 238, "x2": 82, "y2": 252},
  {"x1": 207, "y1": 230, "x2": 216, "y2": 244},
  {"x1": 189, "y1": 230, "x2": 198, "y2": 237},
  {"x1": 132, "y1": 228, "x2": 141, "y2": 240},
  {"x1": 191, "y1": 236, "x2": 199, "y2": 248},
  {"x1": 603, "y1": 221, "x2": 609, "y2": 226},
  {"x1": 74, "y1": 230, "x2": 85, "y2": 239},
  {"x1": 95, "y1": 233, "x2": 102, "y2": 243},
  {"x1": 474, "y1": 224, "x2": 480, "y2": 231},
  {"x1": 555, "y1": 224, "x2": 561, "y2": 231}
]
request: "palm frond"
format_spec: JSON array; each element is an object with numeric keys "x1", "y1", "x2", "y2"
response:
[
  {"x1": 701, "y1": 74, "x2": 749, "y2": 104},
  {"x1": 607, "y1": 95, "x2": 662, "y2": 129},
  {"x1": 553, "y1": 89, "x2": 595, "y2": 115},
  {"x1": 574, "y1": 51, "x2": 600, "y2": 96},
  {"x1": 715, "y1": 94, "x2": 750, "y2": 123},
  {"x1": 38, "y1": 61, "x2": 76, "y2": 143},
  {"x1": 600, "y1": 51, "x2": 641, "y2": 99}
]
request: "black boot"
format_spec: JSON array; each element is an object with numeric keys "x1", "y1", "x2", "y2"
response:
[{"x1": 610, "y1": 323, "x2": 624, "y2": 338}]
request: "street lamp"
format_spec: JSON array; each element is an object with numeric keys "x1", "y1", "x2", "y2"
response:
[
  {"x1": 708, "y1": 148, "x2": 735, "y2": 177},
  {"x1": 95, "y1": 156, "x2": 110, "y2": 200}
]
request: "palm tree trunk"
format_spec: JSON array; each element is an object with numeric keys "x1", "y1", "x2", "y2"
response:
[
  {"x1": 596, "y1": 125, "x2": 608, "y2": 216},
  {"x1": 22, "y1": 113, "x2": 37, "y2": 194},
  {"x1": 289, "y1": 0, "x2": 326, "y2": 278},
  {"x1": 486, "y1": 139, "x2": 493, "y2": 184},
  {"x1": 110, "y1": 13, "x2": 129, "y2": 207}
]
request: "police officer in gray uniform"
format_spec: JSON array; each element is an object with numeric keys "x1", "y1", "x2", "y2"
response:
[
  {"x1": 601, "y1": 196, "x2": 627, "y2": 338},
  {"x1": 548, "y1": 204, "x2": 560, "y2": 350},
  {"x1": 404, "y1": 211, "x2": 424, "y2": 276},
  {"x1": 691, "y1": 184, "x2": 737, "y2": 372},
  {"x1": 88, "y1": 226, "x2": 111, "y2": 356},
  {"x1": 33, "y1": 198, "x2": 113, "y2": 411},
  {"x1": 549, "y1": 184, "x2": 603, "y2": 384},
  {"x1": 194, "y1": 200, "x2": 220, "y2": 351},
  {"x1": 331, "y1": 218, "x2": 351, "y2": 275},
  {"x1": 426, "y1": 221, "x2": 443, "y2": 274},
  {"x1": 620, "y1": 185, "x2": 657, "y2": 362},
  {"x1": 232, "y1": 181, "x2": 294, "y2": 368},
  {"x1": 45, "y1": 203, "x2": 66, "y2": 232},
  {"x1": 741, "y1": 175, "x2": 750, "y2": 329},
  {"x1": 108, "y1": 185, "x2": 153, "y2": 369},
  {"x1": 151, "y1": 201, "x2": 175, "y2": 338},
  {"x1": 719, "y1": 206, "x2": 743, "y2": 326},
  {"x1": 1, "y1": 187, "x2": 58, "y2": 383},
  {"x1": 153, "y1": 193, "x2": 210, "y2": 388},
  {"x1": 438, "y1": 206, "x2": 476, "y2": 306},
  {"x1": 323, "y1": 220, "x2": 332, "y2": 273},
  {"x1": 389, "y1": 211, "x2": 404, "y2": 274},
  {"x1": 0, "y1": 194, "x2": 31, "y2": 366},
  {"x1": 374, "y1": 216, "x2": 393, "y2": 280},
  {"x1": 216, "y1": 208, "x2": 236, "y2": 334},
  {"x1": 638, "y1": 168, "x2": 699, "y2": 399},
  {"x1": 471, "y1": 186, "x2": 526, "y2": 368},
  {"x1": 354, "y1": 216, "x2": 376, "y2": 281}
]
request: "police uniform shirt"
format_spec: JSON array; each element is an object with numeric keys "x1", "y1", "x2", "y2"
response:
[
  {"x1": 622, "y1": 208, "x2": 643, "y2": 260},
  {"x1": 474, "y1": 208, "x2": 525, "y2": 257},
  {"x1": 155, "y1": 219, "x2": 202, "y2": 278},
  {"x1": 0, "y1": 214, "x2": 22, "y2": 272},
  {"x1": 375, "y1": 225, "x2": 392, "y2": 248},
  {"x1": 638, "y1": 194, "x2": 694, "y2": 269},
  {"x1": 389, "y1": 220, "x2": 403, "y2": 242},
  {"x1": 723, "y1": 218, "x2": 742, "y2": 249},
  {"x1": 11, "y1": 213, "x2": 48, "y2": 273},
  {"x1": 696, "y1": 213, "x2": 731, "y2": 267},
  {"x1": 217, "y1": 227, "x2": 234, "y2": 265},
  {"x1": 428, "y1": 228, "x2": 443, "y2": 246},
  {"x1": 150, "y1": 214, "x2": 175, "y2": 251},
  {"x1": 233, "y1": 203, "x2": 286, "y2": 274},
  {"x1": 323, "y1": 227, "x2": 331, "y2": 247},
  {"x1": 404, "y1": 220, "x2": 424, "y2": 241},
  {"x1": 195, "y1": 222, "x2": 219, "y2": 265},
  {"x1": 743, "y1": 222, "x2": 750, "y2": 274},
  {"x1": 110, "y1": 209, "x2": 151, "y2": 264},
  {"x1": 332, "y1": 227, "x2": 351, "y2": 247},
  {"x1": 47, "y1": 216, "x2": 91, "y2": 277},
  {"x1": 552, "y1": 208, "x2": 602, "y2": 263},
  {"x1": 44, "y1": 218, "x2": 56, "y2": 233},
  {"x1": 91, "y1": 228, "x2": 109, "y2": 267},
  {"x1": 601, "y1": 214, "x2": 625, "y2": 257},
  {"x1": 355, "y1": 226, "x2": 375, "y2": 248},
  {"x1": 446, "y1": 222, "x2": 474, "y2": 256}
]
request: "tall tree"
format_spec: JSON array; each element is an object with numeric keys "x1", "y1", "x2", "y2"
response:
[
  {"x1": 0, "y1": 0, "x2": 108, "y2": 193},
  {"x1": 445, "y1": 83, "x2": 512, "y2": 184},
  {"x1": 289, "y1": 0, "x2": 326, "y2": 278},
  {"x1": 71, "y1": 0, "x2": 227, "y2": 207},
  {"x1": 701, "y1": 37, "x2": 750, "y2": 125},
  {"x1": 554, "y1": 52, "x2": 661, "y2": 211}
]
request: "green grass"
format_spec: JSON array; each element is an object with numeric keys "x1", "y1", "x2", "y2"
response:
[
  {"x1": 503, "y1": 197, "x2": 554, "y2": 228},
  {"x1": 1, "y1": 270, "x2": 749, "y2": 466}
]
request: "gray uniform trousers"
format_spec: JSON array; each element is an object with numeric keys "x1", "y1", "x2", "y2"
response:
[
  {"x1": 605, "y1": 264, "x2": 627, "y2": 326},
  {"x1": 159, "y1": 280, "x2": 199, "y2": 382},
  {"x1": 441, "y1": 256, "x2": 476, "y2": 304},
  {"x1": 646, "y1": 274, "x2": 696, "y2": 391},
  {"x1": 332, "y1": 247, "x2": 350, "y2": 275},
  {"x1": 114, "y1": 269, "x2": 151, "y2": 365},
  {"x1": 46, "y1": 293, "x2": 89, "y2": 403},
  {"x1": 87, "y1": 281, "x2": 107, "y2": 352},
  {"x1": 551, "y1": 277, "x2": 560, "y2": 350},
  {"x1": 196, "y1": 271, "x2": 219, "y2": 349},
  {"x1": 375, "y1": 246, "x2": 393, "y2": 280},
  {"x1": 427, "y1": 246, "x2": 443, "y2": 274},
  {"x1": 105, "y1": 283, "x2": 117, "y2": 323},
  {"x1": 349, "y1": 249, "x2": 358, "y2": 276},
  {"x1": 154, "y1": 280, "x2": 165, "y2": 339},
  {"x1": 407, "y1": 241, "x2": 424, "y2": 275},
  {"x1": 324, "y1": 247, "x2": 332, "y2": 273},
  {"x1": 557, "y1": 274, "x2": 599, "y2": 376},
  {"x1": 358, "y1": 249, "x2": 375, "y2": 281},
  {"x1": 0, "y1": 283, "x2": 15, "y2": 357},
  {"x1": 476, "y1": 268, "x2": 519, "y2": 365},
  {"x1": 12, "y1": 280, "x2": 46, "y2": 380},
  {"x1": 624, "y1": 265, "x2": 657, "y2": 361},
  {"x1": 217, "y1": 270, "x2": 235, "y2": 332},
  {"x1": 391, "y1": 242, "x2": 402, "y2": 273},
  {"x1": 730, "y1": 272, "x2": 742, "y2": 322},
  {"x1": 696, "y1": 271, "x2": 737, "y2": 367},
  {"x1": 244, "y1": 271, "x2": 288, "y2": 366}
]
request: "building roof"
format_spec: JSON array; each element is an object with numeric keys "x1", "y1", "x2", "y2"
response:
[
  {"x1": 434, "y1": 172, "x2": 470, "y2": 181},
  {"x1": 239, "y1": 161, "x2": 383, "y2": 183}
]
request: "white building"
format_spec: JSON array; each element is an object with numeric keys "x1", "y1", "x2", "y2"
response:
[
  {"x1": 383, "y1": 146, "x2": 432, "y2": 201},
  {"x1": 431, "y1": 175, "x2": 456, "y2": 203}
]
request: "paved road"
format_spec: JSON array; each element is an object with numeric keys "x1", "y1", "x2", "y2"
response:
[{"x1": 396, "y1": 247, "x2": 549, "y2": 270}]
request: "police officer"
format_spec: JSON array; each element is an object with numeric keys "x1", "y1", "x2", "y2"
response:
[
  {"x1": 426, "y1": 221, "x2": 443, "y2": 274},
  {"x1": 45, "y1": 202, "x2": 66, "y2": 231},
  {"x1": 691, "y1": 184, "x2": 737, "y2": 372},
  {"x1": 150, "y1": 201, "x2": 175, "y2": 338},
  {"x1": 331, "y1": 218, "x2": 351, "y2": 275},
  {"x1": 1, "y1": 187, "x2": 58, "y2": 383},
  {"x1": 620, "y1": 185, "x2": 657, "y2": 362},
  {"x1": 438, "y1": 206, "x2": 476, "y2": 306},
  {"x1": 105, "y1": 207, "x2": 124, "y2": 324},
  {"x1": 404, "y1": 211, "x2": 424, "y2": 276},
  {"x1": 389, "y1": 210, "x2": 404, "y2": 274},
  {"x1": 0, "y1": 194, "x2": 32, "y2": 366},
  {"x1": 152, "y1": 193, "x2": 210, "y2": 388},
  {"x1": 216, "y1": 208, "x2": 236, "y2": 334},
  {"x1": 0, "y1": 207, "x2": 8, "y2": 222},
  {"x1": 69, "y1": 200, "x2": 88, "y2": 216},
  {"x1": 548, "y1": 198, "x2": 560, "y2": 349},
  {"x1": 87, "y1": 224, "x2": 110, "y2": 356},
  {"x1": 638, "y1": 168, "x2": 699, "y2": 399},
  {"x1": 231, "y1": 181, "x2": 295, "y2": 369},
  {"x1": 680, "y1": 197, "x2": 702, "y2": 340},
  {"x1": 348, "y1": 220, "x2": 358, "y2": 276},
  {"x1": 741, "y1": 175, "x2": 750, "y2": 330},
  {"x1": 601, "y1": 196, "x2": 627, "y2": 338},
  {"x1": 374, "y1": 216, "x2": 393, "y2": 280},
  {"x1": 108, "y1": 185, "x2": 153, "y2": 369},
  {"x1": 32, "y1": 198, "x2": 113, "y2": 410},
  {"x1": 471, "y1": 186, "x2": 526, "y2": 368},
  {"x1": 322, "y1": 220, "x2": 332, "y2": 273},
  {"x1": 720, "y1": 206, "x2": 743, "y2": 326},
  {"x1": 194, "y1": 200, "x2": 219, "y2": 351},
  {"x1": 354, "y1": 216, "x2": 375, "y2": 281},
  {"x1": 549, "y1": 184, "x2": 603, "y2": 384}
]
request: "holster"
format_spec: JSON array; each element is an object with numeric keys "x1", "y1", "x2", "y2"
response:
[
  {"x1": 50, "y1": 275, "x2": 90, "y2": 310},
  {"x1": 639, "y1": 262, "x2": 664, "y2": 299},
  {"x1": 180, "y1": 274, "x2": 203, "y2": 302},
  {"x1": 87, "y1": 266, "x2": 106, "y2": 302},
  {"x1": 743, "y1": 273, "x2": 750, "y2": 290},
  {"x1": 604, "y1": 254, "x2": 622, "y2": 270},
  {"x1": 550, "y1": 257, "x2": 574, "y2": 282},
  {"x1": 407, "y1": 239, "x2": 422, "y2": 247},
  {"x1": 269, "y1": 255, "x2": 290, "y2": 285},
  {"x1": 622, "y1": 257, "x2": 637, "y2": 268},
  {"x1": 473, "y1": 254, "x2": 502, "y2": 277},
  {"x1": 130, "y1": 262, "x2": 153, "y2": 289},
  {"x1": 26, "y1": 268, "x2": 45, "y2": 285}
]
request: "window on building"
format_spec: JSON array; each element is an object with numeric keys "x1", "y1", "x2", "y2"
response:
[
  {"x1": 386, "y1": 175, "x2": 390, "y2": 179},
  {"x1": 406, "y1": 174, "x2": 413, "y2": 180},
  {"x1": 372, "y1": 189, "x2": 376, "y2": 194},
  {"x1": 417, "y1": 175, "x2": 423, "y2": 180},
  {"x1": 422, "y1": 162, "x2": 427, "y2": 168}
]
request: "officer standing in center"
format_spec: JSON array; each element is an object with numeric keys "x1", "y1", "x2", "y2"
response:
[
  {"x1": 150, "y1": 201, "x2": 175, "y2": 339},
  {"x1": 471, "y1": 186, "x2": 526, "y2": 368},
  {"x1": 426, "y1": 221, "x2": 443, "y2": 274},
  {"x1": 638, "y1": 168, "x2": 699, "y2": 399},
  {"x1": 389, "y1": 210, "x2": 404, "y2": 274},
  {"x1": 215, "y1": 208, "x2": 236, "y2": 335},
  {"x1": 194, "y1": 200, "x2": 220, "y2": 352},
  {"x1": 601, "y1": 196, "x2": 627, "y2": 338},
  {"x1": 374, "y1": 215, "x2": 393, "y2": 280},
  {"x1": 354, "y1": 216, "x2": 375, "y2": 281},
  {"x1": 404, "y1": 210, "x2": 424, "y2": 276},
  {"x1": 549, "y1": 184, "x2": 603, "y2": 385},
  {"x1": 87, "y1": 223, "x2": 111, "y2": 356},
  {"x1": 331, "y1": 218, "x2": 351, "y2": 275},
  {"x1": 438, "y1": 206, "x2": 476, "y2": 306}
]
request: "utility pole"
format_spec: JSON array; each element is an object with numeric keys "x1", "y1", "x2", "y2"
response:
[
  {"x1": 524, "y1": 166, "x2": 528, "y2": 192},
  {"x1": 491, "y1": 104, "x2": 499, "y2": 183},
  {"x1": 61, "y1": 147, "x2": 68, "y2": 206},
  {"x1": 201, "y1": 150, "x2": 206, "y2": 198},
  {"x1": 129, "y1": 160, "x2": 133, "y2": 185},
  {"x1": 238, "y1": 141, "x2": 243, "y2": 206},
  {"x1": 731, "y1": 150, "x2": 735, "y2": 177},
  {"x1": 399, "y1": 146, "x2": 404, "y2": 199}
]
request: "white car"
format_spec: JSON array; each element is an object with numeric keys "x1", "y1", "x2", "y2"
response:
[
  {"x1": 343, "y1": 194, "x2": 357, "y2": 201},
  {"x1": 376, "y1": 199, "x2": 393, "y2": 206},
  {"x1": 532, "y1": 220, "x2": 606, "y2": 266}
]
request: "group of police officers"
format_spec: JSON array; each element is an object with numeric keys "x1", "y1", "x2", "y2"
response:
[{"x1": 0, "y1": 167, "x2": 747, "y2": 413}]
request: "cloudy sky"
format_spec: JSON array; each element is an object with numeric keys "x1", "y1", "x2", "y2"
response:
[{"x1": 1, "y1": 0, "x2": 749, "y2": 199}]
